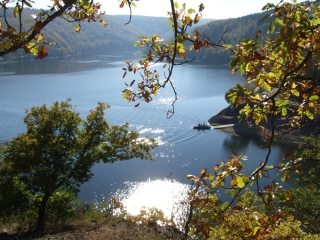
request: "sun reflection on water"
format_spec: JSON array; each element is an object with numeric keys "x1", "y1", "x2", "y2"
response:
[{"x1": 112, "y1": 179, "x2": 191, "y2": 226}]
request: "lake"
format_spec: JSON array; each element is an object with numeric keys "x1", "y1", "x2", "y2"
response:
[{"x1": 0, "y1": 55, "x2": 295, "y2": 215}]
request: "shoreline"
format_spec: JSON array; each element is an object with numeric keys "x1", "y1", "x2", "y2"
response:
[{"x1": 209, "y1": 105, "x2": 320, "y2": 144}]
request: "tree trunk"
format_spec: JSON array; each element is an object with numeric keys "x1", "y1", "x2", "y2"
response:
[{"x1": 36, "y1": 193, "x2": 51, "y2": 232}]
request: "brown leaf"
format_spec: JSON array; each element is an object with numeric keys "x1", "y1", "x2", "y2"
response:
[
  {"x1": 34, "y1": 21, "x2": 42, "y2": 34},
  {"x1": 232, "y1": 150, "x2": 238, "y2": 156},
  {"x1": 213, "y1": 164, "x2": 220, "y2": 171},
  {"x1": 37, "y1": 46, "x2": 48, "y2": 60},
  {"x1": 232, "y1": 205, "x2": 243, "y2": 211},
  {"x1": 201, "y1": 223, "x2": 210, "y2": 237},
  {"x1": 264, "y1": 185, "x2": 272, "y2": 192},
  {"x1": 200, "y1": 168, "x2": 207, "y2": 178},
  {"x1": 129, "y1": 80, "x2": 135, "y2": 87},
  {"x1": 272, "y1": 214, "x2": 279, "y2": 222}
]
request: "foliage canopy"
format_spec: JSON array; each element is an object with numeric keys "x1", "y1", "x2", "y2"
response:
[
  {"x1": 0, "y1": 99, "x2": 156, "y2": 231},
  {"x1": 1, "y1": 0, "x2": 320, "y2": 238}
]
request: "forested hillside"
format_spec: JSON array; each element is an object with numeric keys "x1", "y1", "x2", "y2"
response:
[
  {"x1": 0, "y1": 7, "x2": 146, "y2": 61},
  {"x1": 0, "y1": 6, "x2": 269, "y2": 63},
  {"x1": 189, "y1": 12, "x2": 272, "y2": 64}
]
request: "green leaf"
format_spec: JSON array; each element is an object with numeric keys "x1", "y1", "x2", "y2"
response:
[
  {"x1": 262, "y1": 81, "x2": 271, "y2": 92},
  {"x1": 309, "y1": 95, "x2": 319, "y2": 102},
  {"x1": 223, "y1": 44, "x2": 233, "y2": 49},
  {"x1": 134, "y1": 41, "x2": 140, "y2": 47},
  {"x1": 253, "y1": 227, "x2": 260, "y2": 236},
  {"x1": 166, "y1": 18, "x2": 172, "y2": 26},
  {"x1": 23, "y1": 0, "x2": 33, "y2": 8},
  {"x1": 229, "y1": 56, "x2": 240, "y2": 68},
  {"x1": 260, "y1": 14, "x2": 270, "y2": 22},
  {"x1": 275, "y1": 17, "x2": 283, "y2": 26},
  {"x1": 122, "y1": 89, "x2": 130, "y2": 99},
  {"x1": 290, "y1": 89, "x2": 299, "y2": 97},
  {"x1": 239, "y1": 63, "x2": 246, "y2": 75},
  {"x1": 13, "y1": 4, "x2": 20, "y2": 18},
  {"x1": 281, "y1": 171, "x2": 290, "y2": 182},
  {"x1": 187, "y1": 8, "x2": 195, "y2": 14},
  {"x1": 310, "y1": 17, "x2": 320, "y2": 26},
  {"x1": 262, "y1": 3, "x2": 275, "y2": 10},
  {"x1": 268, "y1": 20, "x2": 275, "y2": 34},
  {"x1": 174, "y1": 1, "x2": 179, "y2": 9},
  {"x1": 305, "y1": 110, "x2": 314, "y2": 120},
  {"x1": 265, "y1": 165, "x2": 274, "y2": 169},
  {"x1": 4, "y1": 41, "x2": 13, "y2": 50},
  {"x1": 228, "y1": 94, "x2": 237, "y2": 104},
  {"x1": 208, "y1": 173, "x2": 214, "y2": 181},
  {"x1": 281, "y1": 107, "x2": 287, "y2": 116},
  {"x1": 236, "y1": 176, "x2": 245, "y2": 188},
  {"x1": 199, "y1": 3, "x2": 205, "y2": 12},
  {"x1": 276, "y1": 99, "x2": 289, "y2": 107}
]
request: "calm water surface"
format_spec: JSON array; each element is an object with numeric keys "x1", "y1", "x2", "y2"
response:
[{"x1": 0, "y1": 55, "x2": 295, "y2": 206}]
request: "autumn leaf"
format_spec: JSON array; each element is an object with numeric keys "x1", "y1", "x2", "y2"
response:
[
  {"x1": 34, "y1": 21, "x2": 42, "y2": 34},
  {"x1": 236, "y1": 176, "x2": 245, "y2": 188},
  {"x1": 201, "y1": 223, "x2": 210, "y2": 237},
  {"x1": 231, "y1": 150, "x2": 238, "y2": 156},
  {"x1": 129, "y1": 80, "x2": 135, "y2": 87},
  {"x1": 213, "y1": 164, "x2": 220, "y2": 171},
  {"x1": 37, "y1": 46, "x2": 48, "y2": 60},
  {"x1": 186, "y1": 175, "x2": 198, "y2": 181},
  {"x1": 100, "y1": 19, "x2": 107, "y2": 27},
  {"x1": 264, "y1": 185, "x2": 272, "y2": 192},
  {"x1": 13, "y1": 4, "x2": 20, "y2": 18},
  {"x1": 281, "y1": 171, "x2": 290, "y2": 182},
  {"x1": 36, "y1": 34, "x2": 44, "y2": 42},
  {"x1": 253, "y1": 227, "x2": 260, "y2": 236},
  {"x1": 75, "y1": 24, "x2": 81, "y2": 33},
  {"x1": 200, "y1": 168, "x2": 207, "y2": 178},
  {"x1": 232, "y1": 205, "x2": 243, "y2": 211}
]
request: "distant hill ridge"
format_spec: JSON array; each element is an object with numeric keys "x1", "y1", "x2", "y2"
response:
[{"x1": 0, "y1": 7, "x2": 270, "y2": 63}]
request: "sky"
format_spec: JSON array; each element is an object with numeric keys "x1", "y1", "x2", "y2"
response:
[{"x1": 30, "y1": 0, "x2": 303, "y2": 20}]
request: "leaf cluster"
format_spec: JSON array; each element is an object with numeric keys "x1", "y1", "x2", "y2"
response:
[{"x1": 0, "y1": 0, "x2": 106, "y2": 59}]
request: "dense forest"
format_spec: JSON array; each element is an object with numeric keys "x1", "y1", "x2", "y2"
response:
[
  {"x1": 188, "y1": 12, "x2": 272, "y2": 64},
  {"x1": 0, "y1": 7, "x2": 271, "y2": 64}
]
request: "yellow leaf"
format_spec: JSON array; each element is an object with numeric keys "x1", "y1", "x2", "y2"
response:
[
  {"x1": 36, "y1": 34, "x2": 44, "y2": 42},
  {"x1": 281, "y1": 171, "x2": 290, "y2": 182},
  {"x1": 100, "y1": 20, "x2": 107, "y2": 27},
  {"x1": 155, "y1": 44, "x2": 161, "y2": 53},
  {"x1": 174, "y1": 2, "x2": 179, "y2": 9},
  {"x1": 245, "y1": 63, "x2": 253, "y2": 72},
  {"x1": 194, "y1": 13, "x2": 200, "y2": 24},
  {"x1": 292, "y1": 82, "x2": 296, "y2": 88},
  {"x1": 13, "y1": 4, "x2": 20, "y2": 18},
  {"x1": 75, "y1": 24, "x2": 81, "y2": 33},
  {"x1": 253, "y1": 227, "x2": 260, "y2": 236},
  {"x1": 236, "y1": 176, "x2": 245, "y2": 188}
]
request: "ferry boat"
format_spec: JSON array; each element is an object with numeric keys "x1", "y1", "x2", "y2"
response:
[{"x1": 193, "y1": 123, "x2": 211, "y2": 130}]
